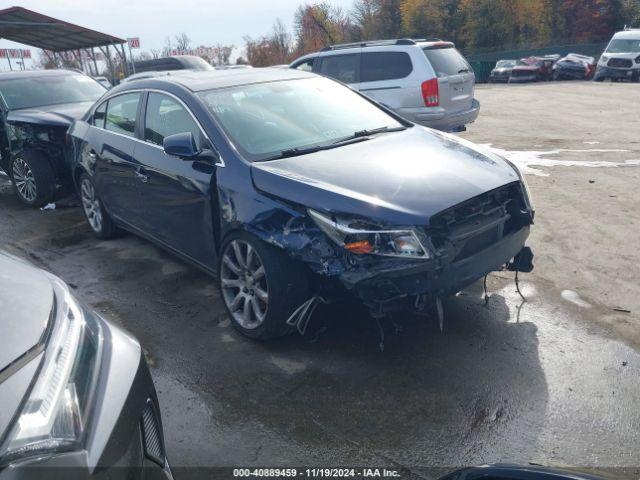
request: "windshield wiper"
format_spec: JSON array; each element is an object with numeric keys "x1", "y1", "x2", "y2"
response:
[
  {"x1": 257, "y1": 126, "x2": 407, "y2": 161},
  {"x1": 333, "y1": 125, "x2": 407, "y2": 144},
  {"x1": 458, "y1": 68, "x2": 471, "y2": 73},
  {"x1": 259, "y1": 137, "x2": 370, "y2": 161}
]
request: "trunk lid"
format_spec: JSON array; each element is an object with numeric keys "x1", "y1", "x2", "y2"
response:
[{"x1": 422, "y1": 46, "x2": 475, "y2": 113}]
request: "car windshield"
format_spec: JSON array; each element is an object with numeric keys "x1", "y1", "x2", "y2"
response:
[
  {"x1": 198, "y1": 77, "x2": 404, "y2": 161},
  {"x1": 496, "y1": 60, "x2": 516, "y2": 68},
  {"x1": 0, "y1": 73, "x2": 106, "y2": 110},
  {"x1": 606, "y1": 38, "x2": 640, "y2": 53}
]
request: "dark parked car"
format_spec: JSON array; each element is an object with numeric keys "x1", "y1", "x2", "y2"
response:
[
  {"x1": 93, "y1": 76, "x2": 112, "y2": 89},
  {"x1": 0, "y1": 70, "x2": 106, "y2": 207},
  {"x1": 0, "y1": 252, "x2": 172, "y2": 478},
  {"x1": 509, "y1": 55, "x2": 558, "y2": 83},
  {"x1": 439, "y1": 464, "x2": 607, "y2": 480},
  {"x1": 132, "y1": 55, "x2": 213, "y2": 74},
  {"x1": 552, "y1": 53, "x2": 596, "y2": 80},
  {"x1": 68, "y1": 68, "x2": 534, "y2": 340},
  {"x1": 488, "y1": 59, "x2": 517, "y2": 83}
]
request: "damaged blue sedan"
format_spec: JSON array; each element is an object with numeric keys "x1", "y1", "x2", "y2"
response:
[{"x1": 68, "y1": 68, "x2": 534, "y2": 340}]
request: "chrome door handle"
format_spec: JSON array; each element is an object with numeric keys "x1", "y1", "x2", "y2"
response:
[{"x1": 135, "y1": 170, "x2": 149, "y2": 183}]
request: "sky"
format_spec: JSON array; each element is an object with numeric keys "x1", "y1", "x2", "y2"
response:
[{"x1": 0, "y1": 0, "x2": 352, "y2": 70}]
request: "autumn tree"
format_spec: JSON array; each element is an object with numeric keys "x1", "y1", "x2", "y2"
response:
[
  {"x1": 243, "y1": 18, "x2": 295, "y2": 67},
  {"x1": 294, "y1": 3, "x2": 356, "y2": 53},
  {"x1": 400, "y1": 0, "x2": 462, "y2": 40},
  {"x1": 352, "y1": 0, "x2": 404, "y2": 40}
]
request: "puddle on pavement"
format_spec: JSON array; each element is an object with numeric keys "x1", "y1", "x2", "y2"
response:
[{"x1": 482, "y1": 145, "x2": 640, "y2": 176}]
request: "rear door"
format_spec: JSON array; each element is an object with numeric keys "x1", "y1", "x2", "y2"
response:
[
  {"x1": 358, "y1": 50, "x2": 414, "y2": 109},
  {"x1": 422, "y1": 46, "x2": 475, "y2": 113},
  {"x1": 134, "y1": 91, "x2": 218, "y2": 269},
  {"x1": 317, "y1": 52, "x2": 361, "y2": 87},
  {"x1": 82, "y1": 92, "x2": 144, "y2": 225}
]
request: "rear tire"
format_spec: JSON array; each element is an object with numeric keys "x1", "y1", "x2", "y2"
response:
[
  {"x1": 219, "y1": 230, "x2": 309, "y2": 340},
  {"x1": 10, "y1": 151, "x2": 55, "y2": 207},
  {"x1": 78, "y1": 173, "x2": 119, "y2": 239}
]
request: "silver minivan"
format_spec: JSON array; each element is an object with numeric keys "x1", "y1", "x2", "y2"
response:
[{"x1": 290, "y1": 38, "x2": 480, "y2": 132}]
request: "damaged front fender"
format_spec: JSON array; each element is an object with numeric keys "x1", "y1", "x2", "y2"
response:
[{"x1": 218, "y1": 187, "x2": 347, "y2": 276}]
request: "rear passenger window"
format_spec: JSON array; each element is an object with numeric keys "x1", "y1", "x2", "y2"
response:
[
  {"x1": 105, "y1": 93, "x2": 141, "y2": 136},
  {"x1": 361, "y1": 52, "x2": 413, "y2": 82},
  {"x1": 423, "y1": 47, "x2": 471, "y2": 77},
  {"x1": 319, "y1": 54, "x2": 358, "y2": 84},
  {"x1": 92, "y1": 101, "x2": 107, "y2": 128},
  {"x1": 144, "y1": 92, "x2": 203, "y2": 148},
  {"x1": 293, "y1": 58, "x2": 315, "y2": 72}
]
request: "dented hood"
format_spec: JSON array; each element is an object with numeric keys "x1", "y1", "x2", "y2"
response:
[
  {"x1": 7, "y1": 101, "x2": 95, "y2": 128},
  {"x1": 251, "y1": 127, "x2": 519, "y2": 225}
]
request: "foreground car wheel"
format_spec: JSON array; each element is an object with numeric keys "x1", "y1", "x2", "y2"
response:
[
  {"x1": 219, "y1": 231, "x2": 309, "y2": 340},
  {"x1": 10, "y1": 152, "x2": 55, "y2": 207},
  {"x1": 79, "y1": 173, "x2": 118, "y2": 239}
]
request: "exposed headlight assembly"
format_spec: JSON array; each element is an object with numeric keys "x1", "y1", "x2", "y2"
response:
[
  {"x1": 308, "y1": 209, "x2": 430, "y2": 259},
  {"x1": 0, "y1": 277, "x2": 102, "y2": 464},
  {"x1": 503, "y1": 158, "x2": 534, "y2": 213},
  {"x1": 7, "y1": 123, "x2": 33, "y2": 143}
]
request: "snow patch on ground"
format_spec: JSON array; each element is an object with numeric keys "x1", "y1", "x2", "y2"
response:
[
  {"x1": 482, "y1": 145, "x2": 640, "y2": 176},
  {"x1": 561, "y1": 290, "x2": 592, "y2": 309}
]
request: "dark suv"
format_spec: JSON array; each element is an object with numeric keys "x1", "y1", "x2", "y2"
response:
[{"x1": 0, "y1": 70, "x2": 106, "y2": 207}]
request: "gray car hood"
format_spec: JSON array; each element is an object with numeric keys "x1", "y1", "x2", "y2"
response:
[
  {"x1": 0, "y1": 253, "x2": 52, "y2": 435},
  {"x1": 6, "y1": 101, "x2": 95, "y2": 128},
  {"x1": 251, "y1": 127, "x2": 519, "y2": 225}
]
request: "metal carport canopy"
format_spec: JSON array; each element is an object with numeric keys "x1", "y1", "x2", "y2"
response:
[{"x1": 0, "y1": 6, "x2": 125, "y2": 51}]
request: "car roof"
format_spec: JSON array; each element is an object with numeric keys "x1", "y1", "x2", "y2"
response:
[
  {"x1": 0, "y1": 69, "x2": 81, "y2": 81},
  {"x1": 124, "y1": 67, "x2": 317, "y2": 92},
  {"x1": 290, "y1": 40, "x2": 454, "y2": 65},
  {"x1": 612, "y1": 29, "x2": 640, "y2": 39}
]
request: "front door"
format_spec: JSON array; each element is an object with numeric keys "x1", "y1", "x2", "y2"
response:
[{"x1": 134, "y1": 91, "x2": 218, "y2": 269}]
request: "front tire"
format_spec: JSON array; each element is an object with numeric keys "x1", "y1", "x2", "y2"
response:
[
  {"x1": 79, "y1": 173, "x2": 119, "y2": 239},
  {"x1": 10, "y1": 151, "x2": 55, "y2": 207},
  {"x1": 219, "y1": 231, "x2": 309, "y2": 340}
]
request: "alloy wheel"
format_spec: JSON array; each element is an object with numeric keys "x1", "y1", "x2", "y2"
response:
[
  {"x1": 12, "y1": 158, "x2": 37, "y2": 203},
  {"x1": 80, "y1": 178, "x2": 103, "y2": 233},
  {"x1": 220, "y1": 240, "x2": 269, "y2": 329}
]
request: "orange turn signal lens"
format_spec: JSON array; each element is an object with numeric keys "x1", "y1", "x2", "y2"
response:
[{"x1": 344, "y1": 240, "x2": 373, "y2": 254}]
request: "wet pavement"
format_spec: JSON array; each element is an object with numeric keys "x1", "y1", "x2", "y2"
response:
[{"x1": 1, "y1": 82, "x2": 639, "y2": 478}]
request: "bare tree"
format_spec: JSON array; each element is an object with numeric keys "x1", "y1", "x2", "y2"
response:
[
  {"x1": 271, "y1": 18, "x2": 293, "y2": 63},
  {"x1": 150, "y1": 48, "x2": 161, "y2": 59},
  {"x1": 162, "y1": 36, "x2": 173, "y2": 57},
  {"x1": 174, "y1": 32, "x2": 191, "y2": 52}
]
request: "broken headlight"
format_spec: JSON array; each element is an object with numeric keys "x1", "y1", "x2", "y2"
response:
[
  {"x1": 308, "y1": 209, "x2": 430, "y2": 259},
  {"x1": 7, "y1": 123, "x2": 33, "y2": 143},
  {"x1": 0, "y1": 277, "x2": 102, "y2": 464},
  {"x1": 503, "y1": 158, "x2": 534, "y2": 213}
]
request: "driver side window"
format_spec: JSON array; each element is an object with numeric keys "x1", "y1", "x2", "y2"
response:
[{"x1": 144, "y1": 92, "x2": 204, "y2": 149}]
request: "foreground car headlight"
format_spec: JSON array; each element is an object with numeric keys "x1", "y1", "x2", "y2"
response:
[
  {"x1": 0, "y1": 278, "x2": 102, "y2": 464},
  {"x1": 308, "y1": 209, "x2": 430, "y2": 259},
  {"x1": 599, "y1": 54, "x2": 609, "y2": 64}
]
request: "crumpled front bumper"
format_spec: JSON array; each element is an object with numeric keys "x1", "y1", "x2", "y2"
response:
[
  {"x1": 594, "y1": 65, "x2": 640, "y2": 81},
  {"x1": 346, "y1": 226, "x2": 531, "y2": 304}
]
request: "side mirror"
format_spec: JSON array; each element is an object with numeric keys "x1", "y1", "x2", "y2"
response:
[{"x1": 163, "y1": 132, "x2": 200, "y2": 159}]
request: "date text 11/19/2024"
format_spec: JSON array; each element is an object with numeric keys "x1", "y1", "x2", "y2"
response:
[{"x1": 233, "y1": 468, "x2": 402, "y2": 478}]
